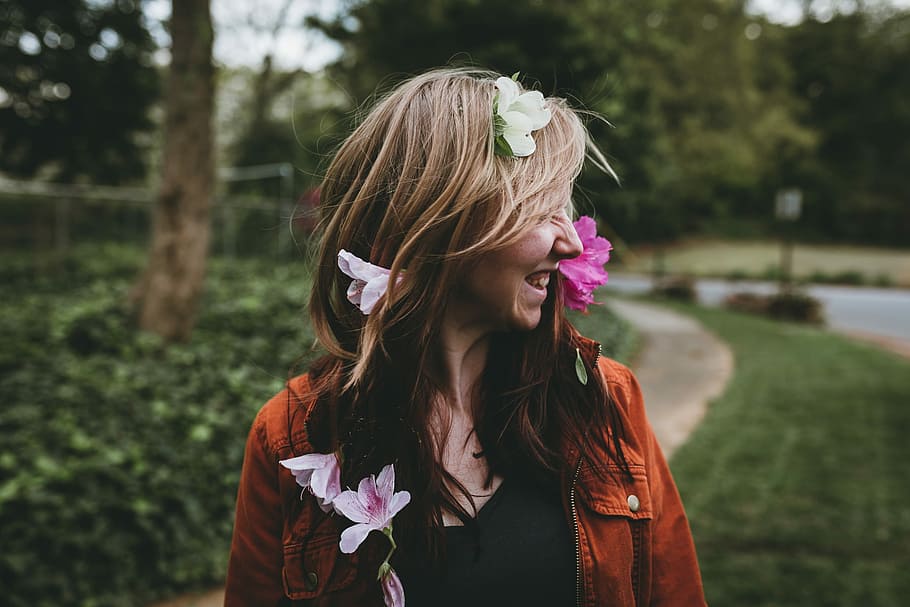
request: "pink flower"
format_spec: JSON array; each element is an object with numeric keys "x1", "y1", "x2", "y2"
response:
[
  {"x1": 380, "y1": 567, "x2": 405, "y2": 607},
  {"x1": 337, "y1": 249, "x2": 394, "y2": 314},
  {"x1": 559, "y1": 216, "x2": 612, "y2": 312},
  {"x1": 332, "y1": 464, "x2": 411, "y2": 554},
  {"x1": 279, "y1": 452, "x2": 341, "y2": 513}
]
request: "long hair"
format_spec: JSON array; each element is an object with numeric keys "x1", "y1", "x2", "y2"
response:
[{"x1": 306, "y1": 68, "x2": 628, "y2": 556}]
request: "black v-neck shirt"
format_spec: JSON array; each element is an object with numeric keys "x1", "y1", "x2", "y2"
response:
[{"x1": 394, "y1": 479, "x2": 576, "y2": 606}]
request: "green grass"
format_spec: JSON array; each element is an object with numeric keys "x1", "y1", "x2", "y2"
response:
[
  {"x1": 666, "y1": 304, "x2": 910, "y2": 606},
  {"x1": 568, "y1": 303, "x2": 639, "y2": 366},
  {"x1": 616, "y1": 240, "x2": 910, "y2": 287}
]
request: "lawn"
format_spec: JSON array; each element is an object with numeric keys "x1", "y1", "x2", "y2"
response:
[
  {"x1": 667, "y1": 304, "x2": 910, "y2": 606},
  {"x1": 616, "y1": 240, "x2": 910, "y2": 287}
]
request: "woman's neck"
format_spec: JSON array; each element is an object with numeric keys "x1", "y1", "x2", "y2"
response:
[{"x1": 434, "y1": 320, "x2": 491, "y2": 415}]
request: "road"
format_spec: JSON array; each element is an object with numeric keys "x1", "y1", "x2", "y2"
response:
[{"x1": 606, "y1": 274, "x2": 910, "y2": 353}]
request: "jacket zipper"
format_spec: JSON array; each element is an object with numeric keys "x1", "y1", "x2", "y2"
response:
[
  {"x1": 570, "y1": 454, "x2": 584, "y2": 607},
  {"x1": 570, "y1": 341, "x2": 600, "y2": 607}
]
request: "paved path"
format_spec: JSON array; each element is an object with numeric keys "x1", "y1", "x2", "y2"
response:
[
  {"x1": 607, "y1": 298, "x2": 734, "y2": 459},
  {"x1": 606, "y1": 273, "x2": 910, "y2": 355},
  {"x1": 147, "y1": 299, "x2": 730, "y2": 607}
]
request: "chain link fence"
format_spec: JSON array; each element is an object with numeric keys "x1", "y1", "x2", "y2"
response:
[{"x1": 0, "y1": 165, "x2": 319, "y2": 264}]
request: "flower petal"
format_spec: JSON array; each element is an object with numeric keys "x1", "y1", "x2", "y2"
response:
[
  {"x1": 381, "y1": 568, "x2": 406, "y2": 607},
  {"x1": 309, "y1": 455, "x2": 341, "y2": 503},
  {"x1": 375, "y1": 464, "x2": 395, "y2": 500},
  {"x1": 387, "y1": 490, "x2": 411, "y2": 519},
  {"x1": 279, "y1": 453, "x2": 337, "y2": 490},
  {"x1": 332, "y1": 488, "x2": 373, "y2": 524},
  {"x1": 359, "y1": 277, "x2": 388, "y2": 314},
  {"x1": 503, "y1": 131, "x2": 535, "y2": 157},
  {"x1": 279, "y1": 453, "x2": 335, "y2": 472},
  {"x1": 572, "y1": 215, "x2": 598, "y2": 242},
  {"x1": 559, "y1": 216, "x2": 612, "y2": 312},
  {"x1": 339, "y1": 523, "x2": 373, "y2": 554},
  {"x1": 511, "y1": 90, "x2": 551, "y2": 130},
  {"x1": 338, "y1": 249, "x2": 389, "y2": 283},
  {"x1": 501, "y1": 110, "x2": 533, "y2": 134},
  {"x1": 494, "y1": 76, "x2": 519, "y2": 113}
]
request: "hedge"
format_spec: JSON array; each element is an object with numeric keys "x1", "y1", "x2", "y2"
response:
[{"x1": 0, "y1": 247, "x2": 314, "y2": 606}]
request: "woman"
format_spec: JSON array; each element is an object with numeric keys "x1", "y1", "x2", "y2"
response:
[{"x1": 225, "y1": 68, "x2": 706, "y2": 606}]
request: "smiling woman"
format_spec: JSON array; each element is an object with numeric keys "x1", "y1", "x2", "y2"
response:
[{"x1": 225, "y1": 68, "x2": 706, "y2": 607}]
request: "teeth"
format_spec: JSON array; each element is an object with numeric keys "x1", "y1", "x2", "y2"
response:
[{"x1": 526, "y1": 274, "x2": 550, "y2": 289}]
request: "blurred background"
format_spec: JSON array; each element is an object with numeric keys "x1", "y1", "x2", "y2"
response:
[{"x1": 1, "y1": 0, "x2": 908, "y2": 605}]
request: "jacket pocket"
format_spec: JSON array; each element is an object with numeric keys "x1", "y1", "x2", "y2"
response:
[
  {"x1": 283, "y1": 533, "x2": 359, "y2": 600},
  {"x1": 576, "y1": 464, "x2": 653, "y2": 520}
]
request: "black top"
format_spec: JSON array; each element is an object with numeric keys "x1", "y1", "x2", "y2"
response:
[{"x1": 395, "y1": 479, "x2": 576, "y2": 607}]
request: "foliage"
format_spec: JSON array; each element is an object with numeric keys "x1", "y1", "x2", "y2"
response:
[
  {"x1": 224, "y1": 69, "x2": 350, "y2": 195},
  {"x1": 0, "y1": 247, "x2": 315, "y2": 606},
  {"x1": 0, "y1": 0, "x2": 159, "y2": 183},
  {"x1": 723, "y1": 290, "x2": 825, "y2": 324},
  {"x1": 781, "y1": 11, "x2": 910, "y2": 247},
  {"x1": 670, "y1": 304, "x2": 910, "y2": 605},
  {"x1": 307, "y1": 0, "x2": 815, "y2": 244}
]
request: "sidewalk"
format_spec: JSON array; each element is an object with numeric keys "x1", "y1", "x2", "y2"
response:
[
  {"x1": 148, "y1": 298, "x2": 731, "y2": 607},
  {"x1": 607, "y1": 298, "x2": 734, "y2": 459}
]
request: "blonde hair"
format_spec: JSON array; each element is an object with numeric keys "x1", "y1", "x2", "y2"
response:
[{"x1": 310, "y1": 68, "x2": 610, "y2": 385}]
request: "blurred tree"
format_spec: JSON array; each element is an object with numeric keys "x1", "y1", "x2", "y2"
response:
[
  {"x1": 0, "y1": 0, "x2": 159, "y2": 183},
  {"x1": 130, "y1": 0, "x2": 214, "y2": 341},
  {"x1": 783, "y1": 10, "x2": 910, "y2": 246},
  {"x1": 225, "y1": 0, "x2": 304, "y2": 182},
  {"x1": 310, "y1": 0, "x2": 815, "y2": 244}
]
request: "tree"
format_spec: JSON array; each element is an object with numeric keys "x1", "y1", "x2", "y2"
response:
[
  {"x1": 783, "y1": 10, "x2": 910, "y2": 245},
  {"x1": 310, "y1": 0, "x2": 814, "y2": 243},
  {"x1": 0, "y1": 0, "x2": 159, "y2": 183},
  {"x1": 130, "y1": 0, "x2": 214, "y2": 342}
]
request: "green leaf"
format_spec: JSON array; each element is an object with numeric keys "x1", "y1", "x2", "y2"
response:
[
  {"x1": 494, "y1": 135, "x2": 515, "y2": 158},
  {"x1": 492, "y1": 113, "x2": 507, "y2": 138},
  {"x1": 511, "y1": 71, "x2": 520, "y2": 81},
  {"x1": 575, "y1": 348, "x2": 588, "y2": 385}
]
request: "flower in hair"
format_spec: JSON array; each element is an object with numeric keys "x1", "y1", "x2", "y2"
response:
[
  {"x1": 338, "y1": 249, "x2": 397, "y2": 314},
  {"x1": 559, "y1": 216, "x2": 612, "y2": 312},
  {"x1": 493, "y1": 75, "x2": 552, "y2": 158}
]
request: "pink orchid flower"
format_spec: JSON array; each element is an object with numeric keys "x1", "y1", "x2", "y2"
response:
[
  {"x1": 332, "y1": 463, "x2": 411, "y2": 554},
  {"x1": 380, "y1": 567, "x2": 405, "y2": 607},
  {"x1": 559, "y1": 215, "x2": 612, "y2": 312},
  {"x1": 279, "y1": 452, "x2": 341, "y2": 513}
]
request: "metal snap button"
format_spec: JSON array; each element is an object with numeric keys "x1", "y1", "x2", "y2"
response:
[
  {"x1": 627, "y1": 494, "x2": 641, "y2": 513},
  {"x1": 304, "y1": 571, "x2": 319, "y2": 591}
]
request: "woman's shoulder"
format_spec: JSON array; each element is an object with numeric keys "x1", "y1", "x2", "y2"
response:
[
  {"x1": 247, "y1": 373, "x2": 318, "y2": 459},
  {"x1": 594, "y1": 355, "x2": 648, "y2": 427}
]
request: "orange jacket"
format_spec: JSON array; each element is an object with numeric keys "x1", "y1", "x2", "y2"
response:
[{"x1": 225, "y1": 338, "x2": 706, "y2": 606}]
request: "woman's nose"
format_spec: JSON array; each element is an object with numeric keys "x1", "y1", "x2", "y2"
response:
[{"x1": 553, "y1": 215, "x2": 583, "y2": 260}]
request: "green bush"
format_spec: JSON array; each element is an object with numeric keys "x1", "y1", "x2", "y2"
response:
[
  {"x1": 723, "y1": 290, "x2": 824, "y2": 324},
  {"x1": 651, "y1": 274, "x2": 698, "y2": 302},
  {"x1": 0, "y1": 253, "x2": 315, "y2": 606}
]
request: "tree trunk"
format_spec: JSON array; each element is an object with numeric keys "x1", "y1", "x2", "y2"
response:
[{"x1": 132, "y1": 0, "x2": 214, "y2": 342}]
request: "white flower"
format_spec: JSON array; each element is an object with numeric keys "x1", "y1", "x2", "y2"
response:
[
  {"x1": 493, "y1": 76, "x2": 552, "y2": 157},
  {"x1": 279, "y1": 452, "x2": 341, "y2": 513},
  {"x1": 337, "y1": 249, "x2": 394, "y2": 314}
]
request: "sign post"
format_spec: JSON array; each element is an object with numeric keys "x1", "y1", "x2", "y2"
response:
[{"x1": 774, "y1": 188, "x2": 802, "y2": 293}]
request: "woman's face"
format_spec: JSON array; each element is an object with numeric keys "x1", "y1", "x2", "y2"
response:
[{"x1": 447, "y1": 183, "x2": 584, "y2": 335}]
